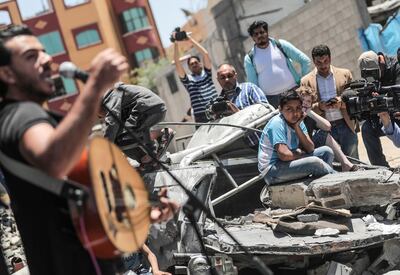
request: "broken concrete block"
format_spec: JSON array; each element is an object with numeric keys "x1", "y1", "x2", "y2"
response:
[
  {"x1": 268, "y1": 182, "x2": 308, "y2": 209},
  {"x1": 368, "y1": 240, "x2": 400, "y2": 274},
  {"x1": 311, "y1": 169, "x2": 400, "y2": 209}
]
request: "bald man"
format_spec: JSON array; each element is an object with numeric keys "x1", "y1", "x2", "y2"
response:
[{"x1": 213, "y1": 63, "x2": 269, "y2": 148}]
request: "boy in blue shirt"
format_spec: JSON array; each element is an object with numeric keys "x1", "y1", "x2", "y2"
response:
[{"x1": 258, "y1": 89, "x2": 335, "y2": 185}]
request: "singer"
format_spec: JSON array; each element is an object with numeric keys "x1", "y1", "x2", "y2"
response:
[{"x1": 0, "y1": 25, "x2": 177, "y2": 275}]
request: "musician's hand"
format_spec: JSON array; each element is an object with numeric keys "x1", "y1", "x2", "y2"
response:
[
  {"x1": 87, "y1": 48, "x2": 128, "y2": 93},
  {"x1": 150, "y1": 188, "x2": 179, "y2": 223}
]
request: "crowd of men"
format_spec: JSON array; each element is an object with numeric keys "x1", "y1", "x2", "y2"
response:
[
  {"x1": 0, "y1": 17, "x2": 399, "y2": 275},
  {"x1": 173, "y1": 19, "x2": 400, "y2": 185}
]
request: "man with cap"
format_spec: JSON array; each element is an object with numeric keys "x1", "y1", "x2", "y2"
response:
[{"x1": 356, "y1": 51, "x2": 400, "y2": 166}]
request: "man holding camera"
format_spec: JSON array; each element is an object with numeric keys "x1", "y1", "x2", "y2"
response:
[
  {"x1": 357, "y1": 51, "x2": 400, "y2": 166},
  {"x1": 301, "y1": 45, "x2": 359, "y2": 159},
  {"x1": 210, "y1": 63, "x2": 268, "y2": 148},
  {"x1": 173, "y1": 29, "x2": 217, "y2": 123},
  {"x1": 244, "y1": 20, "x2": 311, "y2": 108}
]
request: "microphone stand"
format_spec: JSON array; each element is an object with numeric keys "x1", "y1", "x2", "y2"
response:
[{"x1": 100, "y1": 103, "x2": 273, "y2": 275}]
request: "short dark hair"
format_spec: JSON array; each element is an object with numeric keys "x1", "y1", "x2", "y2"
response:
[
  {"x1": 247, "y1": 20, "x2": 268, "y2": 36},
  {"x1": 311, "y1": 44, "x2": 331, "y2": 59},
  {"x1": 0, "y1": 25, "x2": 33, "y2": 97},
  {"x1": 187, "y1": 55, "x2": 200, "y2": 67},
  {"x1": 279, "y1": 89, "x2": 302, "y2": 109}
]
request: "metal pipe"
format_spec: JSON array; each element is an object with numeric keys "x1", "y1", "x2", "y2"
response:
[
  {"x1": 179, "y1": 110, "x2": 278, "y2": 166},
  {"x1": 212, "y1": 174, "x2": 264, "y2": 206}
]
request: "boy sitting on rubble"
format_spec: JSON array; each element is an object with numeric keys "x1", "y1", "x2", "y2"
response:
[
  {"x1": 298, "y1": 87, "x2": 359, "y2": 172},
  {"x1": 258, "y1": 89, "x2": 336, "y2": 185}
]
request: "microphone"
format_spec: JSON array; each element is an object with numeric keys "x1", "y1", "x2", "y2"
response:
[{"x1": 59, "y1": 62, "x2": 89, "y2": 83}]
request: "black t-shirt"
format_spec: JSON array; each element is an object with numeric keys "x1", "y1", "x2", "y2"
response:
[{"x1": 0, "y1": 100, "x2": 114, "y2": 274}]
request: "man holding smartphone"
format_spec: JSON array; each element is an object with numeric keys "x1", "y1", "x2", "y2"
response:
[{"x1": 301, "y1": 45, "x2": 359, "y2": 159}]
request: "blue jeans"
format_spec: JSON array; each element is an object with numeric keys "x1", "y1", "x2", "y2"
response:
[
  {"x1": 361, "y1": 118, "x2": 392, "y2": 167},
  {"x1": 264, "y1": 146, "x2": 336, "y2": 185},
  {"x1": 330, "y1": 121, "x2": 359, "y2": 159}
]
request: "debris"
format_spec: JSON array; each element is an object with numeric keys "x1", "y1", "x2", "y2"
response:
[
  {"x1": 362, "y1": 214, "x2": 377, "y2": 225},
  {"x1": 314, "y1": 228, "x2": 340, "y2": 237},
  {"x1": 311, "y1": 169, "x2": 400, "y2": 209},
  {"x1": 297, "y1": 213, "x2": 320, "y2": 223},
  {"x1": 385, "y1": 203, "x2": 399, "y2": 220},
  {"x1": 368, "y1": 240, "x2": 400, "y2": 274},
  {"x1": 326, "y1": 261, "x2": 352, "y2": 275}
]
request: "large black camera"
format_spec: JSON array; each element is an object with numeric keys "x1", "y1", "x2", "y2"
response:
[
  {"x1": 343, "y1": 68, "x2": 400, "y2": 120},
  {"x1": 169, "y1": 27, "x2": 188, "y2": 42},
  {"x1": 205, "y1": 96, "x2": 233, "y2": 120}
]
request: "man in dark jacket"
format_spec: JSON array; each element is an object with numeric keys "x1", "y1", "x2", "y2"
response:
[
  {"x1": 101, "y1": 82, "x2": 167, "y2": 161},
  {"x1": 358, "y1": 51, "x2": 400, "y2": 166}
]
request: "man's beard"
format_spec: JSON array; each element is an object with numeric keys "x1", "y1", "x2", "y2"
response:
[
  {"x1": 15, "y1": 75, "x2": 53, "y2": 102},
  {"x1": 11, "y1": 65, "x2": 54, "y2": 102}
]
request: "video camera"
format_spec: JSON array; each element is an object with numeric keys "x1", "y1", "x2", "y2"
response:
[
  {"x1": 170, "y1": 27, "x2": 188, "y2": 42},
  {"x1": 343, "y1": 68, "x2": 400, "y2": 120},
  {"x1": 205, "y1": 96, "x2": 233, "y2": 121}
]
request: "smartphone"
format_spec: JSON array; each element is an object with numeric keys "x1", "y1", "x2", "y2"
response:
[{"x1": 325, "y1": 98, "x2": 338, "y2": 105}]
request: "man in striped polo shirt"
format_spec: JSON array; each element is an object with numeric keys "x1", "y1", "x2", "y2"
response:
[
  {"x1": 214, "y1": 63, "x2": 269, "y2": 149},
  {"x1": 173, "y1": 34, "x2": 218, "y2": 123}
]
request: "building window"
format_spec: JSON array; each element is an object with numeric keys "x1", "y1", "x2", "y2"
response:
[
  {"x1": 16, "y1": 0, "x2": 52, "y2": 20},
  {"x1": 166, "y1": 72, "x2": 178, "y2": 94},
  {"x1": 120, "y1": 7, "x2": 149, "y2": 33},
  {"x1": 0, "y1": 9, "x2": 11, "y2": 27},
  {"x1": 133, "y1": 48, "x2": 156, "y2": 67},
  {"x1": 64, "y1": 0, "x2": 89, "y2": 8},
  {"x1": 75, "y1": 29, "x2": 101, "y2": 49},
  {"x1": 38, "y1": 31, "x2": 65, "y2": 56},
  {"x1": 62, "y1": 77, "x2": 77, "y2": 94}
]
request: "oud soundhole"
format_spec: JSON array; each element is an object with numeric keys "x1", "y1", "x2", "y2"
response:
[
  {"x1": 124, "y1": 185, "x2": 136, "y2": 209},
  {"x1": 99, "y1": 171, "x2": 112, "y2": 213}
]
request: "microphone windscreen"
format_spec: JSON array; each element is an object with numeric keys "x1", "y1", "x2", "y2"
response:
[{"x1": 59, "y1": 62, "x2": 77, "y2": 78}]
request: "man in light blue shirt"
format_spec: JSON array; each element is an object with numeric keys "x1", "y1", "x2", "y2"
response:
[
  {"x1": 258, "y1": 90, "x2": 335, "y2": 185},
  {"x1": 379, "y1": 111, "x2": 400, "y2": 148}
]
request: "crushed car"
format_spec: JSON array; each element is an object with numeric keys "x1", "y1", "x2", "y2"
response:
[{"x1": 144, "y1": 103, "x2": 400, "y2": 275}]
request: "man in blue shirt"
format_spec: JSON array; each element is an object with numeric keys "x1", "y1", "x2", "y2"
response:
[
  {"x1": 213, "y1": 63, "x2": 269, "y2": 148},
  {"x1": 258, "y1": 89, "x2": 335, "y2": 185},
  {"x1": 379, "y1": 112, "x2": 400, "y2": 148}
]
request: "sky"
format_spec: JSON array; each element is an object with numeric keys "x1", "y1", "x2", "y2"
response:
[{"x1": 149, "y1": 0, "x2": 207, "y2": 48}]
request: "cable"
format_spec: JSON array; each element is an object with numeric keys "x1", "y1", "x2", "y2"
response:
[{"x1": 101, "y1": 103, "x2": 273, "y2": 275}]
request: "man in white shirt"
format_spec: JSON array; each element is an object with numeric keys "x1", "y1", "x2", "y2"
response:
[
  {"x1": 301, "y1": 45, "x2": 359, "y2": 159},
  {"x1": 244, "y1": 20, "x2": 311, "y2": 108}
]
